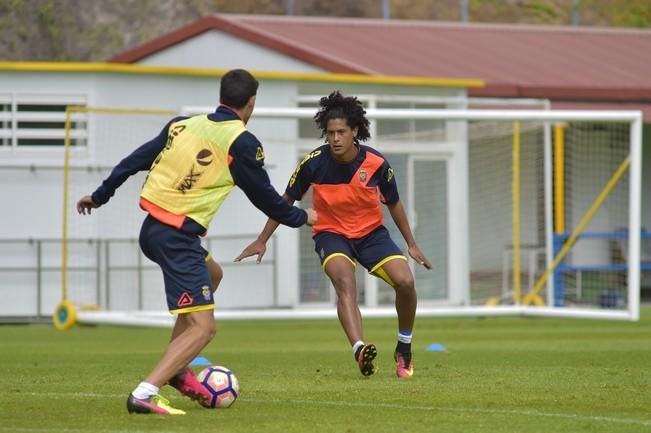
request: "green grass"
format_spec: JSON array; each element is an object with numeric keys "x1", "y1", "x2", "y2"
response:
[{"x1": 1, "y1": 308, "x2": 651, "y2": 433}]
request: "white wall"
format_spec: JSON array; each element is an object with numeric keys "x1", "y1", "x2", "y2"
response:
[
  {"x1": 0, "y1": 67, "x2": 470, "y2": 317},
  {"x1": 0, "y1": 72, "x2": 306, "y2": 235},
  {"x1": 0, "y1": 70, "x2": 305, "y2": 315}
]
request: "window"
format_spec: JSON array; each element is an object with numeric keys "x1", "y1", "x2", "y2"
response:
[
  {"x1": 0, "y1": 99, "x2": 10, "y2": 147},
  {"x1": 297, "y1": 101, "x2": 320, "y2": 140},
  {"x1": 375, "y1": 101, "x2": 446, "y2": 142},
  {"x1": 0, "y1": 94, "x2": 87, "y2": 148},
  {"x1": 296, "y1": 95, "x2": 447, "y2": 143}
]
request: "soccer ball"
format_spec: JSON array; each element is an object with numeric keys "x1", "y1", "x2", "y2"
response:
[{"x1": 197, "y1": 365, "x2": 240, "y2": 408}]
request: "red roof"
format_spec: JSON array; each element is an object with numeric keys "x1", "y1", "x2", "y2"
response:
[{"x1": 111, "y1": 14, "x2": 651, "y2": 104}]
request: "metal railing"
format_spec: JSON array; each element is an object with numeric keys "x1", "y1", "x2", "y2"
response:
[{"x1": 0, "y1": 234, "x2": 276, "y2": 318}]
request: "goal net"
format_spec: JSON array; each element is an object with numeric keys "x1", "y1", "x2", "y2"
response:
[
  {"x1": 467, "y1": 118, "x2": 635, "y2": 310},
  {"x1": 65, "y1": 106, "x2": 642, "y2": 327},
  {"x1": 60, "y1": 107, "x2": 175, "y2": 323}
]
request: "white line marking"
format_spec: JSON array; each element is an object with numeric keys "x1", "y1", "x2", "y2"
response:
[
  {"x1": 249, "y1": 398, "x2": 651, "y2": 427},
  {"x1": 2, "y1": 429, "x2": 171, "y2": 433},
  {"x1": 11, "y1": 392, "x2": 651, "y2": 428}
]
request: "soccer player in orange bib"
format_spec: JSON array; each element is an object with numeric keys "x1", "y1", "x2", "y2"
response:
[
  {"x1": 77, "y1": 69, "x2": 316, "y2": 414},
  {"x1": 236, "y1": 91, "x2": 431, "y2": 378}
]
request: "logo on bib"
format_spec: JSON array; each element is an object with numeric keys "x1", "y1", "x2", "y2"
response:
[{"x1": 196, "y1": 149, "x2": 213, "y2": 166}]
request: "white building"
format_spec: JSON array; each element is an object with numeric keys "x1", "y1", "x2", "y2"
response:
[{"x1": 0, "y1": 66, "x2": 479, "y2": 319}]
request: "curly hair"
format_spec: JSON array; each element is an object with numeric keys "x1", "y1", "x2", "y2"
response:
[{"x1": 313, "y1": 91, "x2": 371, "y2": 142}]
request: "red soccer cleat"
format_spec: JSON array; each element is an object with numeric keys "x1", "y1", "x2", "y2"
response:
[
  {"x1": 394, "y1": 352, "x2": 414, "y2": 378},
  {"x1": 168, "y1": 367, "x2": 212, "y2": 405}
]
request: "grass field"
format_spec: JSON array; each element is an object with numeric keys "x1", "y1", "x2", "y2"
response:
[{"x1": 1, "y1": 308, "x2": 650, "y2": 433}]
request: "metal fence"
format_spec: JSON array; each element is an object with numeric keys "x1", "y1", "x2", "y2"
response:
[{"x1": 0, "y1": 234, "x2": 276, "y2": 320}]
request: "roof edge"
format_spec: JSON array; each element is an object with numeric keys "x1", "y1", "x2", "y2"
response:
[
  {"x1": 471, "y1": 83, "x2": 651, "y2": 101},
  {"x1": 108, "y1": 15, "x2": 370, "y2": 74},
  {"x1": 109, "y1": 16, "x2": 220, "y2": 63},
  {"x1": 220, "y1": 13, "x2": 651, "y2": 35}
]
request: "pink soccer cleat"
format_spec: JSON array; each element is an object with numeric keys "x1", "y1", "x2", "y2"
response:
[
  {"x1": 168, "y1": 367, "x2": 212, "y2": 405},
  {"x1": 126, "y1": 393, "x2": 185, "y2": 415},
  {"x1": 394, "y1": 352, "x2": 414, "y2": 378}
]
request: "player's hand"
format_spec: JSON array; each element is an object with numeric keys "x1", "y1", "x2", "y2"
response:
[
  {"x1": 408, "y1": 245, "x2": 432, "y2": 270},
  {"x1": 77, "y1": 195, "x2": 100, "y2": 215},
  {"x1": 234, "y1": 239, "x2": 267, "y2": 264},
  {"x1": 304, "y1": 208, "x2": 317, "y2": 226}
]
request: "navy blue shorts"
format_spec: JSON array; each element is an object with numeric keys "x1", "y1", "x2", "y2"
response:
[
  {"x1": 313, "y1": 225, "x2": 406, "y2": 274},
  {"x1": 139, "y1": 214, "x2": 214, "y2": 314}
]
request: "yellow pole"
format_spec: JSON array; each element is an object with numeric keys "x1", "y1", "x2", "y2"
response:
[
  {"x1": 61, "y1": 107, "x2": 75, "y2": 302},
  {"x1": 512, "y1": 121, "x2": 521, "y2": 303},
  {"x1": 554, "y1": 124, "x2": 565, "y2": 233},
  {"x1": 523, "y1": 157, "x2": 631, "y2": 305}
]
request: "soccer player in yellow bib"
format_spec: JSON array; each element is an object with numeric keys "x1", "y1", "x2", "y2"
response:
[{"x1": 77, "y1": 69, "x2": 317, "y2": 415}]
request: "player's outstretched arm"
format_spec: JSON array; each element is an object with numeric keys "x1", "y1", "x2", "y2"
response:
[
  {"x1": 234, "y1": 238, "x2": 268, "y2": 264},
  {"x1": 407, "y1": 244, "x2": 432, "y2": 270},
  {"x1": 86, "y1": 117, "x2": 182, "y2": 209},
  {"x1": 387, "y1": 201, "x2": 432, "y2": 270},
  {"x1": 76, "y1": 195, "x2": 100, "y2": 215}
]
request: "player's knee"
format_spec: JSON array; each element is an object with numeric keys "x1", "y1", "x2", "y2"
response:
[
  {"x1": 207, "y1": 321, "x2": 217, "y2": 341},
  {"x1": 187, "y1": 311, "x2": 217, "y2": 342},
  {"x1": 336, "y1": 291, "x2": 358, "y2": 305},
  {"x1": 330, "y1": 275, "x2": 356, "y2": 298},
  {"x1": 200, "y1": 319, "x2": 217, "y2": 342},
  {"x1": 393, "y1": 273, "x2": 415, "y2": 293},
  {"x1": 330, "y1": 273, "x2": 354, "y2": 289}
]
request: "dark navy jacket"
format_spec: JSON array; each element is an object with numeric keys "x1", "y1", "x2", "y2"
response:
[{"x1": 91, "y1": 105, "x2": 306, "y2": 234}]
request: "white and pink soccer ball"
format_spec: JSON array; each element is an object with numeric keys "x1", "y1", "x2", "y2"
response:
[{"x1": 197, "y1": 365, "x2": 240, "y2": 408}]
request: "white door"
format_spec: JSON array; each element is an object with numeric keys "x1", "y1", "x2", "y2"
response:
[
  {"x1": 371, "y1": 154, "x2": 451, "y2": 305},
  {"x1": 410, "y1": 156, "x2": 449, "y2": 302}
]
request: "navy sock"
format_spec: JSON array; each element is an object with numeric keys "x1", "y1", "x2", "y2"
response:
[{"x1": 395, "y1": 341, "x2": 412, "y2": 364}]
